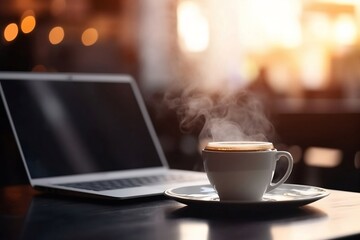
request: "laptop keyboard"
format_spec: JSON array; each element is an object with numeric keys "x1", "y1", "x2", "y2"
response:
[{"x1": 57, "y1": 174, "x2": 203, "y2": 191}]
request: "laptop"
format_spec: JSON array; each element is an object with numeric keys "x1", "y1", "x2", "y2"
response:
[{"x1": 0, "y1": 72, "x2": 208, "y2": 199}]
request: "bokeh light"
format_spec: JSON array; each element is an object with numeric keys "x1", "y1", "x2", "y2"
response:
[
  {"x1": 49, "y1": 26, "x2": 64, "y2": 45},
  {"x1": 21, "y1": 15, "x2": 36, "y2": 34},
  {"x1": 4, "y1": 23, "x2": 19, "y2": 42},
  {"x1": 81, "y1": 28, "x2": 98, "y2": 46}
]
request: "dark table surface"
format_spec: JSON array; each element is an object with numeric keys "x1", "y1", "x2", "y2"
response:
[{"x1": 1, "y1": 185, "x2": 360, "y2": 240}]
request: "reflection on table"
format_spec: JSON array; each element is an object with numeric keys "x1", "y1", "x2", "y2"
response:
[{"x1": 1, "y1": 185, "x2": 360, "y2": 240}]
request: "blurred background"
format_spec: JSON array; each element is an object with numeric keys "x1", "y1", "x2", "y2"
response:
[{"x1": 1, "y1": 0, "x2": 360, "y2": 191}]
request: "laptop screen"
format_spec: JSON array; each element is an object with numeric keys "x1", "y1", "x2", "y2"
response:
[{"x1": 0, "y1": 75, "x2": 165, "y2": 178}]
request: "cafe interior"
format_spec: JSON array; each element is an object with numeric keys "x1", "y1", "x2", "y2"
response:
[{"x1": 1, "y1": 0, "x2": 360, "y2": 193}]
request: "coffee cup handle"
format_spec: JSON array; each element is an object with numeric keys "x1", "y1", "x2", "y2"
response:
[{"x1": 266, "y1": 151, "x2": 293, "y2": 192}]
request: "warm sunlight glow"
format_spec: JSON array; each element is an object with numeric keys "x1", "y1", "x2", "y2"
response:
[
  {"x1": 21, "y1": 15, "x2": 36, "y2": 34},
  {"x1": 237, "y1": 0, "x2": 302, "y2": 51},
  {"x1": 318, "y1": 0, "x2": 359, "y2": 4},
  {"x1": 299, "y1": 48, "x2": 328, "y2": 90},
  {"x1": 267, "y1": 63, "x2": 293, "y2": 94},
  {"x1": 81, "y1": 28, "x2": 98, "y2": 46},
  {"x1": 176, "y1": 0, "x2": 360, "y2": 96},
  {"x1": 49, "y1": 26, "x2": 64, "y2": 45},
  {"x1": 304, "y1": 147, "x2": 342, "y2": 168},
  {"x1": 4, "y1": 23, "x2": 18, "y2": 42},
  {"x1": 333, "y1": 14, "x2": 357, "y2": 46},
  {"x1": 177, "y1": 1, "x2": 209, "y2": 52},
  {"x1": 306, "y1": 14, "x2": 332, "y2": 42}
]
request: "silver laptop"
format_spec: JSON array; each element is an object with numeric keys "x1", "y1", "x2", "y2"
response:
[{"x1": 0, "y1": 72, "x2": 208, "y2": 199}]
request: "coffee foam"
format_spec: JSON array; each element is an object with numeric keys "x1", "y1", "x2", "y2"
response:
[{"x1": 204, "y1": 141, "x2": 274, "y2": 152}]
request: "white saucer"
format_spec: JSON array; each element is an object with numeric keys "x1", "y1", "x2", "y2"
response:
[{"x1": 164, "y1": 184, "x2": 329, "y2": 210}]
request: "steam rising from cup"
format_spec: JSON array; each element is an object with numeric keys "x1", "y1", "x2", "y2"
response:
[{"x1": 164, "y1": 81, "x2": 274, "y2": 144}]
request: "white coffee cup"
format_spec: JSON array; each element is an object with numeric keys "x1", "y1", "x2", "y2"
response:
[{"x1": 202, "y1": 141, "x2": 293, "y2": 201}]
